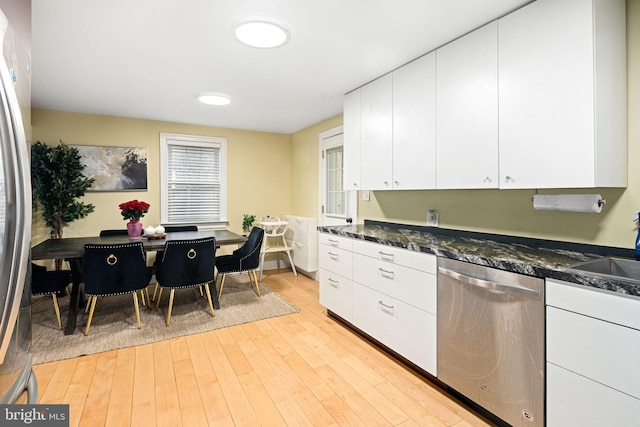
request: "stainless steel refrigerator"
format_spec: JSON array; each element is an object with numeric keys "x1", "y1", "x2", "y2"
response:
[{"x1": 0, "y1": 7, "x2": 37, "y2": 404}]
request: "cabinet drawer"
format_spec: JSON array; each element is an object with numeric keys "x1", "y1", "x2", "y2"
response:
[
  {"x1": 353, "y1": 253, "x2": 436, "y2": 314},
  {"x1": 318, "y1": 246, "x2": 353, "y2": 279},
  {"x1": 547, "y1": 362, "x2": 640, "y2": 427},
  {"x1": 319, "y1": 269, "x2": 353, "y2": 322},
  {"x1": 546, "y1": 279, "x2": 640, "y2": 330},
  {"x1": 352, "y1": 239, "x2": 436, "y2": 273},
  {"x1": 352, "y1": 283, "x2": 437, "y2": 375},
  {"x1": 547, "y1": 306, "x2": 640, "y2": 399},
  {"x1": 319, "y1": 233, "x2": 353, "y2": 251}
]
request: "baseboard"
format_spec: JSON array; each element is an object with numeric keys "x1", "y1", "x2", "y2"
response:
[{"x1": 260, "y1": 260, "x2": 318, "y2": 280}]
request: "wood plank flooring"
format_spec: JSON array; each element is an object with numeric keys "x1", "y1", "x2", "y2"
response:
[{"x1": 29, "y1": 270, "x2": 496, "y2": 427}]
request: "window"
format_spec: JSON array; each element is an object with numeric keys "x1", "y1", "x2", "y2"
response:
[
  {"x1": 160, "y1": 133, "x2": 227, "y2": 227},
  {"x1": 325, "y1": 145, "x2": 345, "y2": 216}
]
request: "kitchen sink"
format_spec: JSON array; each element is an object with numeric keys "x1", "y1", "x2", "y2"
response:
[{"x1": 567, "y1": 257, "x2": 640, "y2": 282}]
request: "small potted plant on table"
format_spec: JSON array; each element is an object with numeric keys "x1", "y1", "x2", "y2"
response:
[{"x1": 242, "y1": 214, "x2": 256, "y2": 236}]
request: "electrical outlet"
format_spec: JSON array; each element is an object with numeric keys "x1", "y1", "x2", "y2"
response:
[
  {"x1": 362, "y1": 190, "x2": 370, "y2": 201},
  {"x1": 427, "y1": 210, "x2": 439, "y2": 227}
]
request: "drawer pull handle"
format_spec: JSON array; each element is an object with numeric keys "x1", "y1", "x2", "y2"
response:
[
  {"x1": 328, "y1": 278, "x2": 339, "y2": 287},
  {"x1": 328, "y1": 252, "x2": 339, "y2": 260},
  {"x1": 378, "y1": 268, "x2": 394, "y2": 279},
  {"x1": 328, "y1": 239, "x2": 339, "y2": 246},
  {"x1": 378, "y1": 251, "x2": 394, "y2": 261},
  {"x1": 378, "y1": 300, "x2": 394, "y2": 314}
]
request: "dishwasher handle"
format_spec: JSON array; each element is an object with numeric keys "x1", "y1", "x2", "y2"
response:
[{"x1": 438, "y1": 267, "x2": 541, "y2": 300}]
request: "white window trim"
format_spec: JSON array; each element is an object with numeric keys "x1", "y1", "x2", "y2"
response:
[{"x1": 160, "y1": 132, "x2": 228, "y2": 228}]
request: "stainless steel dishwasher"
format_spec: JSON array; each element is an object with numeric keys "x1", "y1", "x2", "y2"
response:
[{"x1": 437, "y1": 258, "x2": 544, "y2": 427}]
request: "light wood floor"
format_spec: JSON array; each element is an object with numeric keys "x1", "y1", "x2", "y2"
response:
[{"x1": 28, "y1": 270, "x2": 495, "y2": 427}]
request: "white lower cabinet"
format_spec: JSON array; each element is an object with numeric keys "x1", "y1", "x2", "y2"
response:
[
  {"x1": 352, "y1": 282, "x2": 437, "y2": 375},
  {"x1": 352, "y1": 253, "x2": 436, "y2": 314},
  {"x1": 318, "y1": 232, "x2": 438, "y2": 376},
  {"x1": 547, "y1": 363, "x2": 640, "y2": 427},
  {"x1": 318, "y1": 269, "x2": 353, "y2": 322},
  {"x1": 546, "y1": 279, "x2": 640, "y2": 426},
  {"x1": 319, "y1": 234, "x2": 354, "y2": 322}
]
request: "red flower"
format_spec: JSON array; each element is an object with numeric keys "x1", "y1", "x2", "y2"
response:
[{"x1": 119, "y1": 199, "x2": 150, "y2": 220}]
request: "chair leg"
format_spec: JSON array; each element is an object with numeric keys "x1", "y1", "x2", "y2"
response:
[
  {"x1": 259, "y1": 251, "x2": 267, "y2": 280},
  {"x1": 250, "y1": 270, "x2": 261, "y2": 296},
  {"x1": 85, "y1": 296, "x2": 98, "y2": 336},
  {"x1": 285, "y1": 249, "x2": 298, "y2": 277},
  {"x1": 139, "y1": 288, "x2": 147, "y2": 307},
  {"x1": 151, "y1": 283, "x2": 159, "y2": 301},
  {"x1": 51, "y1": 293, "x2": 62, "y2": 329},
  {"x1": 155, "y1": 287, "x2": 163, "y2": 310},
  {"x1": 218, "y1": 274, "x2": 227, "y2": 300},
  {"x1": 199, "y1": 285, "x2": 203, "y2": 297},
  {"x1": 132, "y1": 292, "x2": 142, "y2": 329},
  {"x1": 145, "y1": 288, "x2": 151, "y2": 309},
  {"x1": 204, "y1": 284, "x2": 215, "y2": 317},
  {"x1": 166, "y1": 289, "x2": 175, "y2": 326}
]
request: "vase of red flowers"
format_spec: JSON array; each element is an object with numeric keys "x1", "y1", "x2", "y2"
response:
[{"x1": 119, "y1": 199, "x2": 150, "y2": 240}]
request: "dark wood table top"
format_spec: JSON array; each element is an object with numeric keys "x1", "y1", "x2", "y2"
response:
[{"x1": 31, "y1": 229, "x2": 247, "y2": 260}]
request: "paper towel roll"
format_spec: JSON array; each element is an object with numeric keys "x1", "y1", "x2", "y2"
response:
[{"x1": 532, "y1": 194, "x2": 604, "y2": 213}]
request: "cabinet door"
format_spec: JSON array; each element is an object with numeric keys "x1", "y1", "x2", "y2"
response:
[
  {"x1": 360, "y1": 74, "x2": 393, "y2": 190},
  {"x1": 352, "y1": 283, "x2": 437, "y2": 375},
  {"x1": 547, "y1": 306, "x2": 640, "y2": 400},
  {"x1": 392, "y1": 52, "x2": 436, "y2": 190},
  {"x1": 343, "y1": 89, "x2": 361, "y2": 191},
  {"x1": 319, "y1": 269, "x2": 353, "y2": 322},
  {"x1": 547, "y1": 363, "x2": 640, "y2": 427},
  {"x1": 498, "y1": 0, "x2": 595, "y2": 188},
  {"x1": 436, "y1": 21, "x2": 498, "y2": 189}
]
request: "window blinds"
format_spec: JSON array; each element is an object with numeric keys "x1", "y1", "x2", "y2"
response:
[{"x1": 166, "y1": 143, "x2": 221, "y2": 223}]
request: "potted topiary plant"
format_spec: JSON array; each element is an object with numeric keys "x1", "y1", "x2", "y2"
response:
[
  {"x1": 242, "y1": 214, "x2": 256, "y2": 235},
  {"x1": 31, "y1": 140, "x2": 95, "y2": 269}
]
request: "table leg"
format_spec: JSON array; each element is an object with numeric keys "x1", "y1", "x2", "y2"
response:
[
  {"x1": 211, "y1": 277, "x2": 220, "y2": 310},
  {"x1": 64, "y1": 258, "x2": 84, "y2": 335}
]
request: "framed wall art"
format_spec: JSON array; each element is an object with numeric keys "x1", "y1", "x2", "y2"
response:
[{"x1": 73, "y1": 145, "x2": 148, "y2": 191}]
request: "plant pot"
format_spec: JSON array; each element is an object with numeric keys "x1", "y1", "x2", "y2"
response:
[{"x1": 127, "y1": 220, "x2": 143, "y2": 240}]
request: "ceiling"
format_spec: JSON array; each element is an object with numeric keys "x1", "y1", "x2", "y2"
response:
[{"x1": 31, "y1": 0, "x2": 532, "y2": 135}]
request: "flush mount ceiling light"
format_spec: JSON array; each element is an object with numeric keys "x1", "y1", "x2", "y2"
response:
[
  {"x1": 232, "y1": 16, "x2": 290, "y2": 48},
  {"x1": 197, "y1": 93, "x2": 231, "y2": 106}
]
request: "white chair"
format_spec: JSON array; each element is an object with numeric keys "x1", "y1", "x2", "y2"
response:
[{"x1": 259, "y1": 215, "x2": 298, "y2": 280}]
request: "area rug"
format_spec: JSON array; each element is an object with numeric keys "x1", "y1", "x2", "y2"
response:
[{"x1": 30, "y1": 276, "x2": 299, "y2": 364}]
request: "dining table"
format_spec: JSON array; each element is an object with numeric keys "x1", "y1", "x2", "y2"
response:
[{"x1": 31, "y1": 229, "x2": 247, "y2": 335}]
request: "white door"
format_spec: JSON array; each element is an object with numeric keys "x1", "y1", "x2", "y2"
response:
[{"x1": 319, "y1": 126, "x2": 358, "y2": 226}]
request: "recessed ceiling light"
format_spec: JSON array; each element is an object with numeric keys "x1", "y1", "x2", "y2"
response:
[
  {"x1": 198, "y1": 93, "x2": 231, "y2": 106},
  {"x1": 232, "y1": 16, "x2": 290, "y2": 48}
]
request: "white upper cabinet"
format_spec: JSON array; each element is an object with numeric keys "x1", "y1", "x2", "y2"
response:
[
  {"x1": 343, "y1": 89, "x2": 361, "y2": 191},
  {"x1": 498, "y1": 0, "x2": 626, "y2": 189},
  {"x1": 342, "y1": 0, "x2": 626, "y2": 191},
  {"x1": 392, "y1": 52, "x2": 436, "y2": 190},
  {"x1": 360, "y1": 74, "x2": 393, "y2": 190},
  {"x1": 436, "y1": 21, "x2": 498, "y2": 189}
]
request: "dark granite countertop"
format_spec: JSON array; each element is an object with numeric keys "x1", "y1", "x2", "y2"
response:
[{"x1": 317, "y1": 220, "x2": 640, "y2": 299}]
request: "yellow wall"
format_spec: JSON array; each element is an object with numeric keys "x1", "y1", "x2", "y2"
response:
[
  {"x1": 31, "y1": 110, "x2": 292, "y2": 246},
  {"x1": 290, "y1": 114, "x2": 343, "y2": 217}
]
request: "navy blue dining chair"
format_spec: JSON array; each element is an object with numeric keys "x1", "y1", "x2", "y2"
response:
[
  {"x1": 154, "y1": 237, "x2": 216, "y2": 326},
  {"x1": 216, "y1": 227, "x2": 264, "y2": 300},
  {"x1": 82, "y1": 241, "x2": 152, "y2": 335}
]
